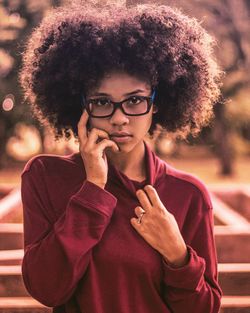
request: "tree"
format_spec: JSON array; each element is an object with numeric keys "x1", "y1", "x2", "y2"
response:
[
  {"x1": 0, "y1": 0, "x2": 62, "y2": 168},
  {"x1": 1, "y1": 0, "x2": 250, "y2": 174},
  {"x1": 128, "y1": 0, "x2": 250, "y2": 175}
]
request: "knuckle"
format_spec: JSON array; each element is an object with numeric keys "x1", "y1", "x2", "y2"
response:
[
  {"x1": 159, "y1": 205, "x2": 167, "y2": 213},
  {"x1": 158, "y1": 203, "x2": 164, "y2": 210},
  {"x1": 82, "y1": 145, "x2": 89, "y2": 153},
  {"x1": 159, "y1": 208, "x2": 166, "y2": 217},
  {"x1": 135, "y1": 206, "x2": 140, "y2": 213},
  {"x1": 100, "y1": 130, "x2": 109, "y2": 137},
  {"x1": 101, "y1": 138, "x2": 109, "y2": 144},
  {"x1": 89, "y1": 150, "x2": 96, "y2": 156},
  {"x1": 163, "y1": 210, "x2": 171, "y2": 219}
]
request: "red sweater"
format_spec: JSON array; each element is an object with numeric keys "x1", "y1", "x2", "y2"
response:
[{"x1": 21, "y1": 142, "x2": 222, "y2": 313}]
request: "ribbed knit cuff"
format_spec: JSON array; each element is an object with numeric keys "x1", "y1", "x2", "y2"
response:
[
  {"x1": 162, "y1": 245, "x2": 206, "y2": 290},
  {"x1": 72, "y1": 180, "x2": 117, "y2": 217}
]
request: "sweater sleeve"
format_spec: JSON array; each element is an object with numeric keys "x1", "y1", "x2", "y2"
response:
[
  {"x1": 161, "y1": 203, "x2": 222, "y2": 313},
  {"x1": 21, "y1": 161, "x2": 117, "y2": 307}
]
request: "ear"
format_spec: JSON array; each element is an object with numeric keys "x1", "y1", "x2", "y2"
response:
[{"x1": 153, "y1": 105, "x2": 158, "y2": 114}]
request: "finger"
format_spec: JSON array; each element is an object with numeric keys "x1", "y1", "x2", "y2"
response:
[
  {"x1": 130, "y1": 217, "x2": 143, "y2": 229},
  {"x1": 143, "y1": 185, "x2": 163, "y2": 208},
  {"x1": 136, "y1": 189, "x2": 152, "y2": 211},
  {"x1": 86, "y1": 128, "x2": 110, "y2": 149},
  {"x1": 77, "y1": 110, "x2": 89, "y2": 146},
  {"x1": 134, "y1": 206, "x2": 146, "y2": 217},
  {"x1": 96, "y1": 138, "x2": 119, "y2": 154}
]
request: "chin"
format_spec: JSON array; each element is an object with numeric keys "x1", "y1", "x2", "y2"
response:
[
  {"x1": 115, "y1": 143, "x2": 130, "y2": 153},
  {"x1": 117, "y1": 141, "x2": 140, "y2": 153}
]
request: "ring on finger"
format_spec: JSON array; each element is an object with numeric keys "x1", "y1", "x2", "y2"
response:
[{"x1": 137, "y1": 211, "x2": 145, "y2": 224}]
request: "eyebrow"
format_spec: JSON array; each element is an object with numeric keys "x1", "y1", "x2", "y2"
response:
[{"x1": 90, "y1": 89, "x2": 148, "y2": 97}]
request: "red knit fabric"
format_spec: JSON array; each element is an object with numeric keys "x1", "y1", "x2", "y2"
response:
[{"x1": 21, "y1": 142, "x2": 222, "y2": 313}]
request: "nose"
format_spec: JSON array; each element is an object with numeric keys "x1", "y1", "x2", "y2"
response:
[{"x1": 109, "y1": 107, "x2": 129, "y2": 126}]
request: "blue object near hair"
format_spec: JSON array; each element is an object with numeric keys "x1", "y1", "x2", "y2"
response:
[{"x1": 151, "y1": 89, "x2": 156, "y2": 102}]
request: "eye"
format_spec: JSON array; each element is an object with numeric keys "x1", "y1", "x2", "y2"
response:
[
  {"x1": 127, "y1": 96, "x2": 143, "y2": 105},
  {"x1": 88, "y1": 98, "x2": 111, "y2": 106}
]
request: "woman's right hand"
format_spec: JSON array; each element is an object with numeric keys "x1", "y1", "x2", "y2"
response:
[{"x1": 77, "y1": 110, "x2": 119, "y2": 189}]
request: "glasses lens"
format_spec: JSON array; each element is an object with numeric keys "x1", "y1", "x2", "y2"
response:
[
  {"x1": 86, "y1": 96, "x2": 150, "y2": 117},
  {"x1": 123, "y1": 97, "x2": 148, "y2": 115},
  {"x1": 88, "y1": 99, "x2": 113, "y2": 117}
]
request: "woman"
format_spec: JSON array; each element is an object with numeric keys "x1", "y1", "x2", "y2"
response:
[{"x1": 19, "y1": 1, "x2": 223, "y2": 313}]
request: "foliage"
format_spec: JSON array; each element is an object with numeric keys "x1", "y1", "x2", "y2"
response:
[
  {"x1": 0, "y1": 0, "x2": 61, "y2": 167},
  {"x1": 0, "y1": 0, "x2": 249, "y2": 171}
]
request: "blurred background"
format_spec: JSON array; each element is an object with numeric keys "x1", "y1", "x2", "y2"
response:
[
  {"x1": 0, "y1": 0, "x2": 250, "y2": 185},
  {"x1": 0, "y1": 0, "x2": 249, "y2": 312}
]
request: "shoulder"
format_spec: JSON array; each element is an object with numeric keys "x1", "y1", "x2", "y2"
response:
[
  {"x1": 21, "y1": 152, "x2": 82, "y2": 177},
  {"x1": 162, "y1": 161, "x2": 213, "y2": 209}
]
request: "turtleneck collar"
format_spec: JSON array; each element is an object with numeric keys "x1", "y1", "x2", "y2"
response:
[
  {"x1": 73, "y1": 140, "x2": 166, "y2": 197},
  {"x1": 107, "y1": 141, "x2": 166, "y2": 197}
]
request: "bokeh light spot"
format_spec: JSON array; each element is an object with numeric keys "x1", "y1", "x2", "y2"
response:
[{"x1": 2, "y1": 94, "x2": 15, "y2": 111}]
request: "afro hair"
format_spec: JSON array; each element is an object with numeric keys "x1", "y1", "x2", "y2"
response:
[{"x1": 19, "y1": 0, "x2": 223, "y2": 141}]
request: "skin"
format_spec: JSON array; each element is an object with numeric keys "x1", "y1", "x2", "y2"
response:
[
  {"x1": 77, "y1": 71, "x2": 189, "y2": 268},
  {"x1": 87, "y1": 71, "x2": 155, "y2": 181}
]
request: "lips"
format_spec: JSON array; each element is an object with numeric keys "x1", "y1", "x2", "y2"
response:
[
  {"x1": 110, "y1": 132, "x2": 132, "y2": 137},
  {"x1": 110, "y1": 132, "x2": 133, "y2": 143}
]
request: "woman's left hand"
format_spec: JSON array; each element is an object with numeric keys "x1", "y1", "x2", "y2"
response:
[{"x1": 130, "y1": 185, "x2": 189, "y2": 268}]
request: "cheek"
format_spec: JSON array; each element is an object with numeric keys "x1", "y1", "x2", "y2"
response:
[
  {"x1": 133, "y1": 113, "x2": 153, "y2": 134},
  {"x1": 143, "y1": 114, "x2": 154, "y2": 135},
  {"x1": 143, "y1": 111, "x2": 153, "y2": 128},
  {"x1": 89, "y1": 118, "x2": 108, "y2": 130}
]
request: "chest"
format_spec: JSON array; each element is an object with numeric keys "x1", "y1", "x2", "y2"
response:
[{"x1": 92, "y1": 195, "x2": 164, "y2": 283}]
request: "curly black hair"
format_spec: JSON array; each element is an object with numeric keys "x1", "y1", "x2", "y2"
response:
[{"x1": 19, "y1": 1, "x2": 223, "y2": 141}]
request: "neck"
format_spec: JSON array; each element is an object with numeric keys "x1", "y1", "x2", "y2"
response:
[{"x1": 106, "y1": 141, "x2": 146, "y2": 181}]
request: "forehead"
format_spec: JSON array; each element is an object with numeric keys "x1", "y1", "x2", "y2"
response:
[{"x1": 90, "y1": 71, "x2": 151, "y2": 96}]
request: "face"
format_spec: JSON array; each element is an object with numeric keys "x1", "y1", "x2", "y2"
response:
[{"x1": 86, "y1": 71, "x2": 156, "y2": 154}]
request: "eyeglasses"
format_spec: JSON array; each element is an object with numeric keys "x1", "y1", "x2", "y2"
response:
[{"x1": 82, "y1": 90, "x2": 156, "y2": 118}]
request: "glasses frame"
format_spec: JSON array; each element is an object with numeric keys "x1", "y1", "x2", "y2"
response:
[{"x1": 82, "y1": 89, "x2": 156, "y2": 118}]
